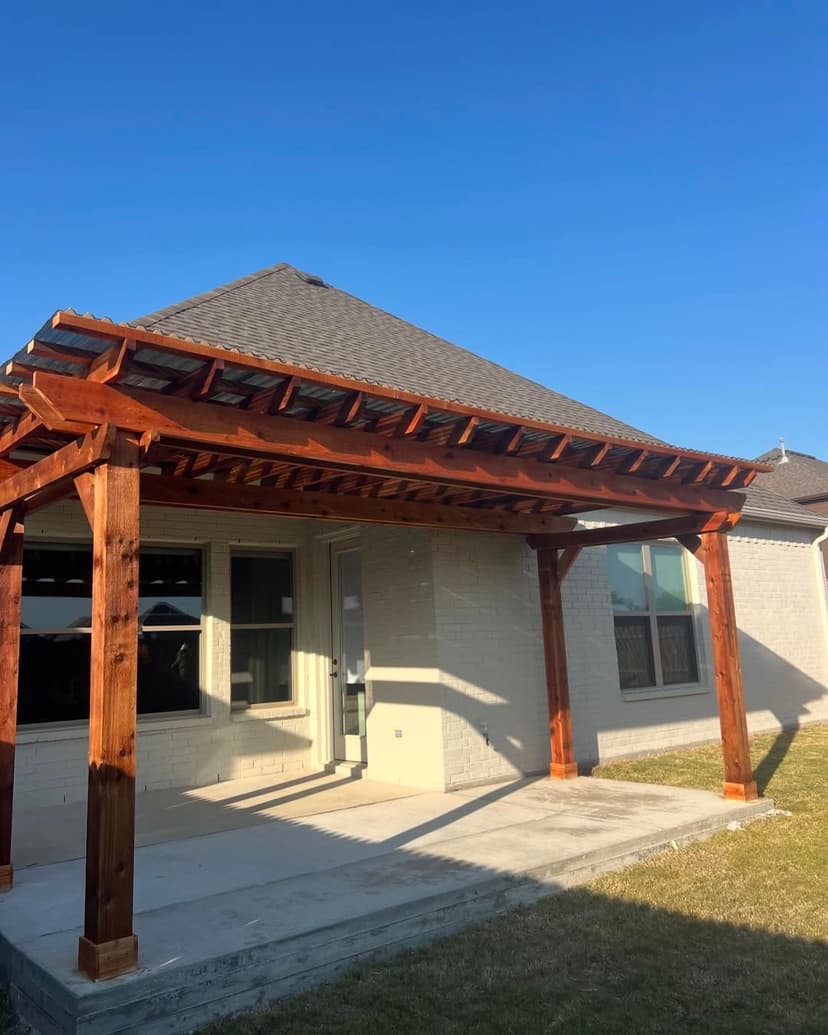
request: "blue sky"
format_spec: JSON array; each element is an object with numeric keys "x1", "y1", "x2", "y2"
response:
[{"x1": 2, "y1": 2, "x2": 825, "y2": 460}]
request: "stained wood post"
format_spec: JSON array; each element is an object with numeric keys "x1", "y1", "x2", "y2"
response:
[
  {"x1": 701, "y1": 531, "x2": 758, "y2": 801},
  {"x1": 536, "y1": 547, "x2": 578, "y2": 779},
  {"x1": 0, "y1": 507, "x2": 24, "y2": 890},
  {"x1": 77, "y1": 432, "x2": 140, "y2": 980}
]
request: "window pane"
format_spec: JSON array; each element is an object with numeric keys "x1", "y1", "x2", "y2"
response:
[
  {"x1": 231, "y1": 553, "x2": 294, "y2": 624},
  {"x1": 231, "y1": 628, "x2": 292, "y2": 705},
  {"x1": 651, "y1": 545, "x2": 689, "y2": 611},
  {"x1": 614, "y1": 616, "x2": 655, "y2": 689},
  {"x1": 338, "y1": 549, "x2": 366, "y2": 737},
  {"x1": 607, "y1": 545, "x2": 647, "y2": 611},
  {"x1": 657, "y1": 616, "x2": 699, "y2": 685},
  {"x1": 22, "y1": 544, "x2": 92, "y2": 629},
  {"x1": 139, "y1": 548, "x2": 202, "y2": 626},
  {"x1": 138, "y1": 630, "x2": 201, "y2": 713},
  {"x1": 19, "y1": 633, "x2": 90, "y2": 724}
]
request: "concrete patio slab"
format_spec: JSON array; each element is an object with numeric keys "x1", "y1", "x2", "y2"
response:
[{"x1": 0, "y1": 772, "x2": 773, "y2": 1035}]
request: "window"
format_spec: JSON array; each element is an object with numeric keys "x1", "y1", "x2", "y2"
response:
[
  {"x1": 608, "y1": 542, "x2": 699, "y2": 691},
  {"x1": 230, "y1": 552, "x2": 294, "y2": 707},
  {"x1": 19, "y1": 544, "x2": 202, "y2": 725}
]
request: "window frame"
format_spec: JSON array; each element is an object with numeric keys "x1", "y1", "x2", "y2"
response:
[
  {"x1": 18, "y1": 539, "x2": 205, "y2": 728},
  {"x1": 609, "y1": 540, "x2": 702, "y2": 694},
  {"x1": 229, "y1": 547, "x2": 297, "y2": 711}
]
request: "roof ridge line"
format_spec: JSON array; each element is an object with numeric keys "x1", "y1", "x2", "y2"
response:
[{"x1": 135, "y1": 263, "x2": 293, "y2": 328}]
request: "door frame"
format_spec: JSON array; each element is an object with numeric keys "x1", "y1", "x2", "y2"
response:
[{"x1": 330, "y1": 537, "x2": 367, "y2": 763}]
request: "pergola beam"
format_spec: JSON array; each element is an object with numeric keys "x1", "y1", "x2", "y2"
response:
[
  {"x1": 527, "y1": 511, "x2": 741, "y2": 551},
  {"x1": 0, "y1": 424, "x2": 115, "y2": 513},
  {"x1": 21, "y1": 374, "x2": 749, "y2": 515},
  {"x1": 139, "y1": 474, "x2": 577, "y2": 535}
]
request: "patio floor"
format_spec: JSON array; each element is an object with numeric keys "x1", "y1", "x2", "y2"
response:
[{"x1": 0, "y1": 770, "x2": 772, "y2": 1035}]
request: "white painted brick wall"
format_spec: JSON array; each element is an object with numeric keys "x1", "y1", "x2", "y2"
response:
[
  {"x1": 426, "y1": 516, "x2": 828, "y2": 783},
  {"x1": 16, "y1": 500, "x2": 319, "y2": 808},
  {"x1": 13, "y1": 495, "x2": 828, "y2": 806},
  {"x1": 432, "y1": 532, "x2": 549, "y2": 788}
]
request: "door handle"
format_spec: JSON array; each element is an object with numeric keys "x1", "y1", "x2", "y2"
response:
[{"x1": 329, "y1": 659, "x2": 338, "y2": 678}]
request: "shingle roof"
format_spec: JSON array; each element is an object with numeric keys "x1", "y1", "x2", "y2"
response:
[
  {"x1": 753, "y1": 447, "x2": 828, "y2": 502},
  {"x1": 740, "y1": 483, "x2": 828, "y2": 530},
  {"x1": 133, "y1": 262, "x2": 664, "y2": 445}
]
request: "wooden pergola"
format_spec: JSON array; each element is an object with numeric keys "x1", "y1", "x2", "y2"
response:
[{"x1": 0, "y1": 310, "x2": 767, "y2": 980}]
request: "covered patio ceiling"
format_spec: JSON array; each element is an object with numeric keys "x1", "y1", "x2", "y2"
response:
[{"x1": 0, "y1": 309, "x2": 767, "y2": 532}]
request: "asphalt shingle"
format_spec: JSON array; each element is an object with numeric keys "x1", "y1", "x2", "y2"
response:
[
  {"x1": 753, "y1": 448, "x2": 828, "y2": 502},
  {"x1": 133, "y1": 263, "x2": 664, "y2": 444}
]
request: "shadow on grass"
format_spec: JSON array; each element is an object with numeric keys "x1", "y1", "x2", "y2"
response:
[
  {"x1": 202, "y1": 885, "x2": 828, "y2": 1035},
  {"x1": 753, "y1": 727, "x2": 799, "y2": 796}
]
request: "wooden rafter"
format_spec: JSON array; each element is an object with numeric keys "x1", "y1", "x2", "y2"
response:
[
  {"x1": 21, "y1": 374, "x2": 751, "y2": 514},
  {"x1": 139, "y1": 474, "x2": 577, "y2": 535},
  {"x1": 49, "y1": 311, "x2": 767, "y2": 483}
]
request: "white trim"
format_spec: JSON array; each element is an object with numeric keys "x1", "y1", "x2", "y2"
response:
[{"x1": 230, "y1": 705, "x2": 310, "y2": 722}]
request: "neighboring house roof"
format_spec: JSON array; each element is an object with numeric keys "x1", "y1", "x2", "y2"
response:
[
  {"x1": 753, "y1": 447, "x2": 828, "y2": 502},
  {"x1": 740, "y1": 484, "x2": 828, "y2": 530},
  {"x1": 132, "y1": 262, "x2": 663, "y2": 445}
]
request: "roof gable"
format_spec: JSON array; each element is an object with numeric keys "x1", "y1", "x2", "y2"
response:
[{"x1": 133, "y1": 263, "x2": 662, "y2": 445}]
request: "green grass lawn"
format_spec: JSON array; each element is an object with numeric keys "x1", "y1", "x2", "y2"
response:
[
  {"x1": 1, "y1": 727, "x2": 825, "y2": 1034},
  {"x1": 199, "y1": 726, "x2": 828, "y2": 1035}
]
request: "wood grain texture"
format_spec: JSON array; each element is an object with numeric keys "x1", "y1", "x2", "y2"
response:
[
  {"x1": 527, "y1": 511, "x2": 741, "y2": 551},
  {"x1": 79, "y1": 432, "x2": 140, "y2": 978},
  {"x1": 0, "y1": 507, "x2": 24, "y2": 888},
  {"x1": 0, "y1": 423, "x2": 114, "y2": 511},
  {"x1": 701, "y1": 532, "x2": 758, "y2": 801},
  {"x1": 536, "y1": 548, "x2": 578, "y2": 779},
  {"x1": 26, "y1": 373, "x2": 749, "y2": 514},
  {"x1": 139, "y1": 473, "x2": 574, "y2": 535}
]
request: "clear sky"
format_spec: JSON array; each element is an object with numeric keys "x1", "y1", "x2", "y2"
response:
[{"x1": 2, "y1": 1, "x2": 825, "y2": 460}]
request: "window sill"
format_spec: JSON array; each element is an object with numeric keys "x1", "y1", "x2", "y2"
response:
[
  {"x1": 18, "y1": 712, "x2": 210, "y2": 744},
  {"x1": 231, "y1": 705, "x2": 309, "y2": 722},
  {"x1": 621, "y1": 684, "x2": 712, "y2": 703}
]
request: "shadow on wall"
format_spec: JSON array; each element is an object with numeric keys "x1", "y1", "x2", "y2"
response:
[{"x1": 364, "y1": 596, "x2": 828, "y2": 795}]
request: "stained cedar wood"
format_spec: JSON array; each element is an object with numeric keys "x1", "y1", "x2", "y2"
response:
[
  {"x1": 52, "y1": 310, "x2": 769, "y2": 479},
  {"x1": 0, "y1": 507, "x2": 23, "y2": 890},
  {"x1": 699, "y1": 532, "x2": 758, "y2": 801},
  {"x1": 139, "y1": 474, "x2": 576, "y2": 535},
  {"x1": 526, "y1": 511, "x2": 741, "y2": 551},
  {"x1": 78, "y1": 433, "x2": 140, "y2": 980},
  {"x1": 535, "y1": 548, "x2": 578, "y2": 778},
  {"x1": 0, "y1": 424, "x2": 114, "y2": 513},
  {"x1": 23, "y1": 373, "x2": 748, "y2": 515},
  {"x1": 557, "y1": 545, "x2": 583, "y2": 581}
]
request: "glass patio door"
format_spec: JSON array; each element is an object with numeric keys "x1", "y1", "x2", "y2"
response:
[{"x1": 331, "y1": 543, "x2": 367, "y2": 763}]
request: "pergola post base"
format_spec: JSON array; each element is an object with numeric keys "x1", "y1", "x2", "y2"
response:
[
  {"x1": 0, "y1": 864, "x2": 12, "y2": 891},
  {"x1": 723, "y1": 780, "x2": 759, "y2": 802},
  {"x1": 550, "y1": 762, "x2": 578, "y2": 780},
  {"x1": 78, "y1": 935, "x2": 138, "y2": 982}
]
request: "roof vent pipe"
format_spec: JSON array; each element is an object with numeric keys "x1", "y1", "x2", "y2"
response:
[{"x1": 779, "y1": 437, "x2": 789, "y2": 464}]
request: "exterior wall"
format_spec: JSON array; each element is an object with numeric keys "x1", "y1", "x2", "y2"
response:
[
  {"x1": 418, "y1": 513, "x2": 828, "y2": 782},
  {"x1": 362, "y1": 526, "x2": 445, "y2": 790},
  {"x1": 563, "y1": 516, "x2": 828, "y2": 765},
  {"x1": 432, "y1": 532, "x2": 550, "y2": 788},
  {"x1": 14, "y1": 496, "x2": 828, "y2": 807},
  {"x1": 16, "y1": 500, "x2": 323, "y2": 809}
]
